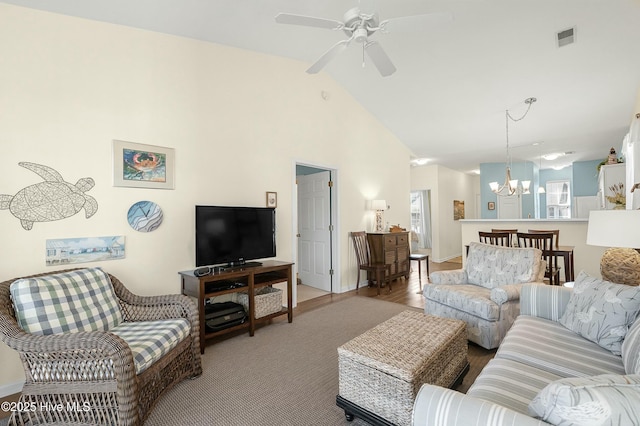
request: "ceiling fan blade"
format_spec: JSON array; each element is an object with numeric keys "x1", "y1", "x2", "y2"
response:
[
  {"x1": 307, "y1": 39, "x2": 351, "y2": 74},
  {"x1": 365, "y1": 41, "x2": 396, "y2": 77},
  {"x1": 275, "y1": 13, "x2": 344, "y2": 30},
  {"x1": 380, "y1": 12, "x2": 453, "y2": 33}
]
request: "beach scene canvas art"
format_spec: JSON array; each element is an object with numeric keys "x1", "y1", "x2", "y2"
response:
[{"x1": 46, "y1": 236, "x2": 125, "y2": 266}]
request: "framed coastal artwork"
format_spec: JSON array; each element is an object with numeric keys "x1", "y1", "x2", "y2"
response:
[
  {"x1": 113, "y1": 140, "x2": 175, "y2": 189},
  {"x1": 46, "y1": 236, "x2": 125, "y2": 266},
  {"x1": 453, "y1": 200, "x2": 465, "y2": 220}
]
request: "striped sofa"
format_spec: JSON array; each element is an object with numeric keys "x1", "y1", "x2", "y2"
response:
[{"x1": 413, "y1": 282, "x2": 640, "y2": 426}]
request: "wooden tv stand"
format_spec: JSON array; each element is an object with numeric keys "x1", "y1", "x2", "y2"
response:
[{"x1": 179, "y1": 260, "x2": 293, "y2": 353}]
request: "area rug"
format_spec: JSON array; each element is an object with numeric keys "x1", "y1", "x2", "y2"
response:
[
  {"x1": 0, "y1": 297, "x2": 492, "y2": 426},
  {"x1": 146, "y1": 297, "x2": 414, "y2": 425}
]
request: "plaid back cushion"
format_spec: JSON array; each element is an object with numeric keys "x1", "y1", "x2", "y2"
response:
[{"x1": 10, "y1": 268, "x2": 123, "y2": 335}]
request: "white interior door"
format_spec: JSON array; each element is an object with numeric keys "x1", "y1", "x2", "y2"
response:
[
  {"x1": 297, "y1": 171, "x2": 332, "y2": 292},
  {"x1": 497, "y1": 193, "x2": 522, "y2": 219}
]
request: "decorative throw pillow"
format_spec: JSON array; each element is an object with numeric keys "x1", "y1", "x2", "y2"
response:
[
  {"x1": 622, "y1": 316, "x2": 640, "y2": 374},
  {"x1": 10, "y1": 267, "x2": 123, "y2": 335},
  {"x1": 528, "y1": 374, "x2": 640, "y2": 426},
  {"x1": 559, "y1": 271, "x2": 640, "y2": 355}
]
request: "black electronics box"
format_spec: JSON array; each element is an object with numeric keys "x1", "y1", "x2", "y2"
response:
[
  {"x1": 205, "y1": 301, "x2": 247, "y2": 332},
  {"x1": 205, "y1": 280, "x2": 246, "y2": 293}
]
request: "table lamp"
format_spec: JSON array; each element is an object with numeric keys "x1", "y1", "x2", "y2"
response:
[
  {"x1": 371, "y1": 200, "x2": 387, "y2": 232},
  {"x1": 586, "y1": 210, "x2": 640, "y2": 286}
]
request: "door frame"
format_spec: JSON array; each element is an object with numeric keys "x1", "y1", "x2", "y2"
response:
[
  {"x1": 291, "y1": 160, "x2": 340, "y2": 307},
  {"x1": 497, "y1": 191, "x2": 522, "y2": 219}
]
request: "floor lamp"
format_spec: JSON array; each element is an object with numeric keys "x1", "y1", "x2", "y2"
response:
[{"x1": 586, "y1": 210, "x2": 640, "y2": 286}]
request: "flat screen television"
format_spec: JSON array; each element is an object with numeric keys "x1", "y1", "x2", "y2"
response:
[{"x1": 195, "y1": 205, "x2": 276, "y2": 267}]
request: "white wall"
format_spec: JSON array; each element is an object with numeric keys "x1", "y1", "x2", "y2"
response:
[
  {"x1": 410, "y1": 164, "x2": 479, "y2": 262},
  {"x1": 0, "y1": 4, "x2": 411, "y2": 391}
]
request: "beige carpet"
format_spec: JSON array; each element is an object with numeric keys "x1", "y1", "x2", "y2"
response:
[
  {"x1": 0, "y1": 297, "x2": 492, "y2": 426},
  {"x1": 143, "y1": 297, "x2": 493, "y2": 425},
  {"x1": 146, "y1": 297, "x2": 412, "y2": 426}
]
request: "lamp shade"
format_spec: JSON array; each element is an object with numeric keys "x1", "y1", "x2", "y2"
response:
[
  {"x1": 371, "y1": 200, "x2": 387, "y2": 211},
  {"x1": 587, "y1": 210, "x2": 640, "y2": 248}
]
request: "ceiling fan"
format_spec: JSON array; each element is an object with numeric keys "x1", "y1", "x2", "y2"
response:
[{"x1": 275, "y1": 7, "x2": 452, "y2": 77}]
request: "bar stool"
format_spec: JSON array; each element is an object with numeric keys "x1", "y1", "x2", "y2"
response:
[{"x1": 410, "y1": 253, "x2": 430, "y2": 283}]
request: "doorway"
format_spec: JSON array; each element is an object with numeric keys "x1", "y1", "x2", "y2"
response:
[
  {"x1": 292, "y1": 163, "x2": 338, "y2": 305},
  {"x1": 497, "y1": 192, "x2": 522, "y2": 219}
]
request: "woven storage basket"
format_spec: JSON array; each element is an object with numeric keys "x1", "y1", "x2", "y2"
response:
[
  {"x1": 338, "y1": 311, "x2": 467, "y2": 426},
  {"x1": 237, "y1": 286, "x2": 282, "y2": 318}
]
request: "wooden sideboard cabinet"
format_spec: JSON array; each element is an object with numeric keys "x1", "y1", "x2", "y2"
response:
[{"x1": 367, "y1": 232, "x2": 410, "y2": 282}]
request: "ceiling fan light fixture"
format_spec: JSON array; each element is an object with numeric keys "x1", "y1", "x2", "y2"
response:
[
  {"x1": 276, "y1": 7, "x2": 450, "y2": 77},
  {"x1": 354, "y1": 27, "x2": 368, "y2": 43}
]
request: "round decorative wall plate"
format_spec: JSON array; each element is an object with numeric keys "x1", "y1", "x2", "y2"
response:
[{"x1": 127, "y1": 201, "x2": 163, "y2": 232}]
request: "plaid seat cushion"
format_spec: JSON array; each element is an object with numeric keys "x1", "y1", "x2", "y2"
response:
[
  {"x1": 10, "y1": 268, "x2": 123, "y2": 335},
  {"x1": 111, "y1": 319, "x2": 190, "y2": 374}
]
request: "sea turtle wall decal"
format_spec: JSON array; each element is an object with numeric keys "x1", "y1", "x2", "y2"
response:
[{"x1": 0, "y1": 162, "x2": 98, "y2": 230}]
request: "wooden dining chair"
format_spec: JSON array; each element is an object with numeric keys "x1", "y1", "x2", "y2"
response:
[
  {"x1": 516, "y1": 232, "x2": 561, "y2": 285},
  {"x1": 350, "y1": 231, "x2": 391, "y2": 295},
  {"x1": 528, "y1": 229, "x2": 560, "y2": 249},
  {"x1": 479, "y1": 231, "x2": 511, "y2": 247},
  {"x1": 491, "y1": 228, "x2": 518, "y2": 246}
]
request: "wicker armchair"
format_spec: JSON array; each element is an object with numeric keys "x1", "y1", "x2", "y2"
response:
[{"x1": 0, "y1": 268, "x2": 202, "y2": 425}]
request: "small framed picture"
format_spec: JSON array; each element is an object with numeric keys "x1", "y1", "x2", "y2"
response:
[
  {"x1": 113, "y1": 140, "x2": 175, "y2": 189},
  {"x1": 266, "y1": 192, "x2": 277, "y2": 208},
  {"x1": 488, "y1": 201, "x2": 496, "y2": 211}
]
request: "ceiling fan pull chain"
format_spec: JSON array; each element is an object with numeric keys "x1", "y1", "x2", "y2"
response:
[{"x1": 362, "y1": 44, "x2": 366, "y2": 68}]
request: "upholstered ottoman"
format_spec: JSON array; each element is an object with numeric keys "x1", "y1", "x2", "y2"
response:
[{"x1": 336, "y1": 311, "x2": 468, "y2": 426}]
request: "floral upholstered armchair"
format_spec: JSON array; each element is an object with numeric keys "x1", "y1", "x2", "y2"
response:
[
  {"x1": 424, "y1": 242, "x2": 545, "y2": 349},
  {"x1": 0, "y1": 267, "x2": 202, "y2": 425}
]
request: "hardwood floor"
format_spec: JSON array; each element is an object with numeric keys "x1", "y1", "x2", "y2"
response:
[{"x1": 295, "y1": 256, "x2": 463, "y2": 313}]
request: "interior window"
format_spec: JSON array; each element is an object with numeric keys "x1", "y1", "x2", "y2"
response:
[
  {"x1": 410, "y1": 191, "x2": 432, "y2": 249},
  {"x1": 546, "y1": 180, "x2": 571, "y2": 218}
]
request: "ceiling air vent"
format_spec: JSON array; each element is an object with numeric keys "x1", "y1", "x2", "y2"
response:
[{"x1": 557, "y1": 27, "x2": 576, "y2": 47}]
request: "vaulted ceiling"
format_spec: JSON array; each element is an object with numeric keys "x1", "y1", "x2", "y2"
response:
[{"x1": 3, "y1": 0, "x2": 639, "y2": 172}]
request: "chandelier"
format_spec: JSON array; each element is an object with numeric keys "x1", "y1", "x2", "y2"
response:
[{"x1": 489, "y1": 97, "x2": 537, "y2": 196}]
